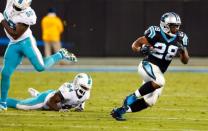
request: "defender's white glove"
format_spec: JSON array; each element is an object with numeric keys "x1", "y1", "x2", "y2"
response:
[
  {"x1": 0, "y1": 13, "x2": 4, "y2": 23},
  {"x1": 74, "y1": 107, "x2": 84, "y2": 112},
  {"x1": 59, "y1": 108, "x2": 69, "y2": 112}
]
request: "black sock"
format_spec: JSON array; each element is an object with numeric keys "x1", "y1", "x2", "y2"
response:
[
  {"x1": 129, "y1": 98, "x2": 149, "y2": 112},
  {"x1": 138, "y1": 81, "x2": 156, "y2": 96}
]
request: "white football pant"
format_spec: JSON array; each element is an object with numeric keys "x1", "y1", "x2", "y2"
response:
[{"x1": 136, "y1": 61, "x2": 165, "y2": 106}]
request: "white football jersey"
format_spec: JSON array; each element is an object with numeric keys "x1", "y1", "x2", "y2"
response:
[
  {"x1": 3, "y1": 0, "x2": 37, "y2": 43},
  {"x1": 43, "y1": 82, "x2": 90, "y2": 110},
  {"x1": 58, "y1": 82, "x2": 90, "y2": 108}
]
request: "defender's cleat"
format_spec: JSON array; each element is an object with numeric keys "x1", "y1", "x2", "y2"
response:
[
  {"x1": 59, "y1": 48, "x2": 77, "y2": 62},
  {"x1": 28, "y1": 87, "x2": 40, "y2": 97},
  {"x1": 111, "y1": 108, "x2": 126, "y2": 121},
  {"x1": 0, "y1": 102, "x2": 7, "y2": 111}
]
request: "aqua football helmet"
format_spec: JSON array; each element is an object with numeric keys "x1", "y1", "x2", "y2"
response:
[
  {"x1": 73, "y1": 73, "x2": 92, "y2": 96},
  {"x1": 160, "y1": 12, "x2": 181, "y2": 37},
  {"x1": 13, "y1": 0, "x2": 32, "y2": 10}
]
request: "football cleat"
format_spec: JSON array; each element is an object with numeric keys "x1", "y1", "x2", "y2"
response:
[
  {"x1": 0, "y1": 102, "x2": 7, "y2": 111},
  {"x1": 28, "y1": 87, "x2": 40, "y2": 97},
  {"x1": 111, "y1": 108, "x2": 126, "y2": 121},
  {"x1": 59, "y1": 48, "x2": 77, "y2": 62}
]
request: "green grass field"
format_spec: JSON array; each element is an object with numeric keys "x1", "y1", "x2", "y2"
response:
[{"x1": 0, "y1": 72, "x2": 207, "y2": 131}]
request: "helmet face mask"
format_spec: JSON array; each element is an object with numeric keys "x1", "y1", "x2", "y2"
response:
[
  {"x1": 13, "y1": 0, "x2": 32, "y2": 10},
  {"x1": 73, "y1": 73, "x2": 92, "y2": 97},
  {"x1": 160, "y1": 12, "x2": 181, "y2": 37},
  {"x1": 13, "y1": 4, "x2": 22, "y2": 11},
  {"x1": 76, "y1": 84, "x2": 90, "y2": 96}
]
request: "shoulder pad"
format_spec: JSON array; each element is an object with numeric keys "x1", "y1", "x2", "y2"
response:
[
  {"x1": 144, "y1": 26, "x2": 160, "y2": 39},
  {"x1": 152, "y1": 26, "x2": 161, "y2": 32},
  {"x1": 15, "y1": 8, "x2": 37, "y2": 25}
]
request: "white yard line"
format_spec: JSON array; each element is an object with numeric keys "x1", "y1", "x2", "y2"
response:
[
  {"x1": 1, "y1": 112, "x2": 208, "y2": 121},
  {"x1": 0, "y1": 123, "x2": 207, "y2": 131}
]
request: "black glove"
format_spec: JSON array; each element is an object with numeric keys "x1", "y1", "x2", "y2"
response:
[
  {"x1": 140, "y1": 45, "x2": 153, "y2": 55},
  {"x1": 176, "y1": 42, "x2": 185, "y2": 53}
]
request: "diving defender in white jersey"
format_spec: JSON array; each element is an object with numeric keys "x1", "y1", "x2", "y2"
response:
[
  {"x1": 2, "y1": 73, "x2": 92, "y2": 112},
  {"x1": 0, "y1": 0, "x2": 77, "y2": 111}
]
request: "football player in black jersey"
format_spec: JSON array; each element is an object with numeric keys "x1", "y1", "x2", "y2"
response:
[{"x1": 111, "y1": 12, "x2": 189, "y2": 121}]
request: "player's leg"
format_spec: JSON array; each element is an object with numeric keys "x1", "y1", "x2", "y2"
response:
[
  {"x1": 15, "y1": 90, "x2": 54, "y2": 110},
  {"x1": 134, "y1": 61, "x2": 165, "y2": 98},
  {"x1": 6, "y1": 98, "x2": 21, "y2": 108},
  {"x1": 22, "y1": 37, "x2": 61, "y2": 71},
  {"x1": 127, "y1": 87, "x2": 164, "y2": 113},
  {"x1": 143, "y1": 87, "x2": 164, "y2": 106},
  {"x1": 111, "y1": 61, "x2": 165, "y2": 120},
  {"x1": 127, "y1": 61, "x2": 165, "y2": 109},
  {"x1": 22, "y1": 37, "x2": 77, "y2": 72},
  {"x1": 0, "y1": 44, "x2": 23, "y2": 110}
]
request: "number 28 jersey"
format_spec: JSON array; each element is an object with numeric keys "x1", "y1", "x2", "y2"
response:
[{"x1": 144, "y1": 26, "x2": 188, "y2": 73}]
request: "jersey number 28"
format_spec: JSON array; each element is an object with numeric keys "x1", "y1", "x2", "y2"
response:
[{"x1": 152, "y1": 42, "x2": 178, "y2": 61}]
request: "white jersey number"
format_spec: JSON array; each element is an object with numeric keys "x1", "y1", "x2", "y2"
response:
[{"x1": 152, "y1": 42, "x2": 178, "y2": 61}]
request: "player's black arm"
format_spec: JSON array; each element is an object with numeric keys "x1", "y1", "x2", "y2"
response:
[
  {"x1": 46, "y1": 91, "x2": 63, "y2": 111},
  {"x1": 1, "y1": 20, "x2": 29, "y2": 40},
  {"x1": 179, "y1": 48, "x2": 189, "y2": 64},
  {"x1": 132, "y1": 36, "x2": 150, "y2": 52}
]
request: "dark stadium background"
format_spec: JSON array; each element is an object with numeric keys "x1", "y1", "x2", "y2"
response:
[{"x1": 0, "y1": 0, "x2": 207, "y2": 57}]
